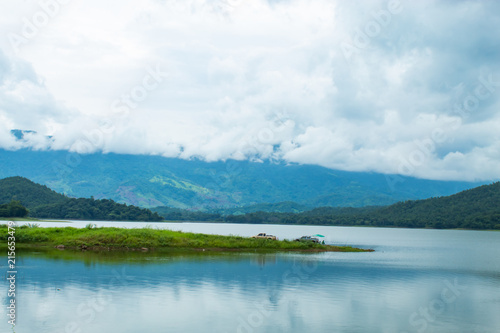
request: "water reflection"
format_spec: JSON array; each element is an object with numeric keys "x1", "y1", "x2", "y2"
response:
[
  {"x1": 1, "y1": 246, "x2": 499, "y2": 333},
  {"x1": 250, "y1": 254, "x2": 278, "y2": 268},
  {"x1": 3, "y1": 225, "x2": 500, "y2": 333}
]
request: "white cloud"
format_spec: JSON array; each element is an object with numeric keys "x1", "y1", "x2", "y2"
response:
[{"x1": 0, "y1": 0, "x2": 499, "y2": 181}]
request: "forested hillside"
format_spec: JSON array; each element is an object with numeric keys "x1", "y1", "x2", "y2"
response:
[
  {"x1": 370, "y1": 182, "x2": 500, "y2": 229},
  {"x1": 0, "y1": 177, "x2": 162, "y2": 221},
  {"x1": 0, "y1": 176, "x2": 68, "y2": 208},
  {"x1": 224, "y1": 182, "x2": 500, "y2": 229}
]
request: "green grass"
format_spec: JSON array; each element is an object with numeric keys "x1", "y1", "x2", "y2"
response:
[{"x1": 0, "y1": 225, "x2": 372, "y2": 252}]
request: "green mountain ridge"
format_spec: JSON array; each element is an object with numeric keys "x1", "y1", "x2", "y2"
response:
[
  {"x1": 0, "y1": 177, "x2": 162, "y2": 221},
  {"x1": 225, "y1": 182, "x2": 500, "y2": 229},
  {"x1": 0, "y1": 149, "x2": 487, "y2": 210},
  {"x1": 0, "y1": 175, "x2": 68, "y2": 208}
]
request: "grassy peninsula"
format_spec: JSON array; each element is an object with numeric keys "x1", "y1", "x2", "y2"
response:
[{"x1": 0, "y1": 224, "x2": 371, "y2": 252}]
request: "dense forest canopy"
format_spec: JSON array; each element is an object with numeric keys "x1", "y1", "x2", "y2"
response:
[
  {"x1": 0, "y1": 176, "x2": 67, "y2": 208},
  {"x1": 0, "y1": 200, "x2": 29, "y2": 218},
  {"x1": 0, "y1": 177, "x2": 162, "y2": 221}
]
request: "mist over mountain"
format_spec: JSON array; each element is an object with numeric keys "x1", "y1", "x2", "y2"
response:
[{"x1": 0, "y1": 149, "x2": 484, "y2": 210}]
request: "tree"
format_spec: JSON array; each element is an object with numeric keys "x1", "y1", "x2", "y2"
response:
[{"x1": 0, "y1": 200, "x2": 29, "y2": 218}]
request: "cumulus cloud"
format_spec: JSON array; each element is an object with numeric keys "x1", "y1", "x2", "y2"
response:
[
  {"x1": 0, "y1": 0, "x2": 499, "y2": 181},
  {"x1": 0, "y1": 49, "x2": 78, "y2": 149}
]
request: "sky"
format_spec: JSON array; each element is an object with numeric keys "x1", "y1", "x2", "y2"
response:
[{"x1": 0, "y1": 0, "x2": 499, "y2": 182}]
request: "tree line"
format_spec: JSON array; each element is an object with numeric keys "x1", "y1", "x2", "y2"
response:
[
  {"x1": 30, "y1": 198, "x2": 163, "y2": 221},
  {"x1": 0, "y1": 201, "x2": 29, "y2": 218}
]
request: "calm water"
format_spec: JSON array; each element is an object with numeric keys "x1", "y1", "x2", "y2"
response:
[{"x1": 2, "y1": 222, "x2": 500, "y2": 333}]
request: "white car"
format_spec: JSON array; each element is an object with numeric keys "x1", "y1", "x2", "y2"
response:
[{"x1": 251, "y1": 233, "x2": 277, "y2": 240}]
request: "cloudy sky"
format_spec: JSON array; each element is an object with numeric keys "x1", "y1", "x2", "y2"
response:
[{"x1": 0, "y1": 0, "x2": 499, "y2": 181}]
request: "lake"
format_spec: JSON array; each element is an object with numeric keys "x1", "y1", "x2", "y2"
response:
[{"x1": 2, "y1": 221, "x2": 500, "y2": 332}]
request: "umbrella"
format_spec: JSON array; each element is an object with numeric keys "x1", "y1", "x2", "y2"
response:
[{"x1": 313, "y1": 234, "x2": 325, "y2": 237}]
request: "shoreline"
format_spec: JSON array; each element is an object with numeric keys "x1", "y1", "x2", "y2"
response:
[
  {"x1": 0, "y1": 225, "x2": 373, "y2": 253},
  {"x1": 9, "y1": 243, "x2": 371, "y2": 253}
]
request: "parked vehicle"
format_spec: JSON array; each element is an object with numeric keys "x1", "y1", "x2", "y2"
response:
[
  {"x1": 294, "y1": 236, "x2": 320, "y2": 243},
  {"x1": 251, "y1": 233, "x2": 277, "y2": 240}
]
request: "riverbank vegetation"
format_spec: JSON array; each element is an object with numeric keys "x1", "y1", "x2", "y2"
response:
[{"x1": 0, "y1": 224, "x2": 370, "y2": 252}]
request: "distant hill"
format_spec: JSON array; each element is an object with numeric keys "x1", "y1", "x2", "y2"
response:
[
  {"x1": 225, "y1": 182, "x2": 500, "y2": 230},
  {"x1": 223, "y1": 201, "x2": 311, "y2": 214},
  {"x1": 150, "y1": 201, "x2": 310, "y2": 221},
  {"x1": 370, "y1": 182, "x2": 500, "y2": 229},
  {"x1": 150, "y1": 206, "x2": 222, "y2": 221},
  {"x1": 0, "y1": 176, "x2": 68, "y2": 208},
  {"x1": 0, "y1": 149, "x2": 486, "y2": 210},
  {"x1": 0, "y1": 177, "x2": 162, "y2": 221}
]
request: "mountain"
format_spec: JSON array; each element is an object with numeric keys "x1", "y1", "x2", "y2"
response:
[
  {"x1": 370, "y1": 181, "x2": 500, "y2": 229},
  {"x1": 0, "y1": 149, "x2": 486, "y2": 210},
  {"x1": 150, "y1": 201, "x2": 310, "y2": 221},
  {"x1": 225, "y1": 182, "x2": 500, "y2": 230},
  {"x1": 0, "y1": 177, "x2": 162, "y2": 221},
  {"x1": 222, "y1": 201, "x2": 311, "y2": 214},
  {"x1": 0, "y1": 176, "x2": 68, "y2": 208}
]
